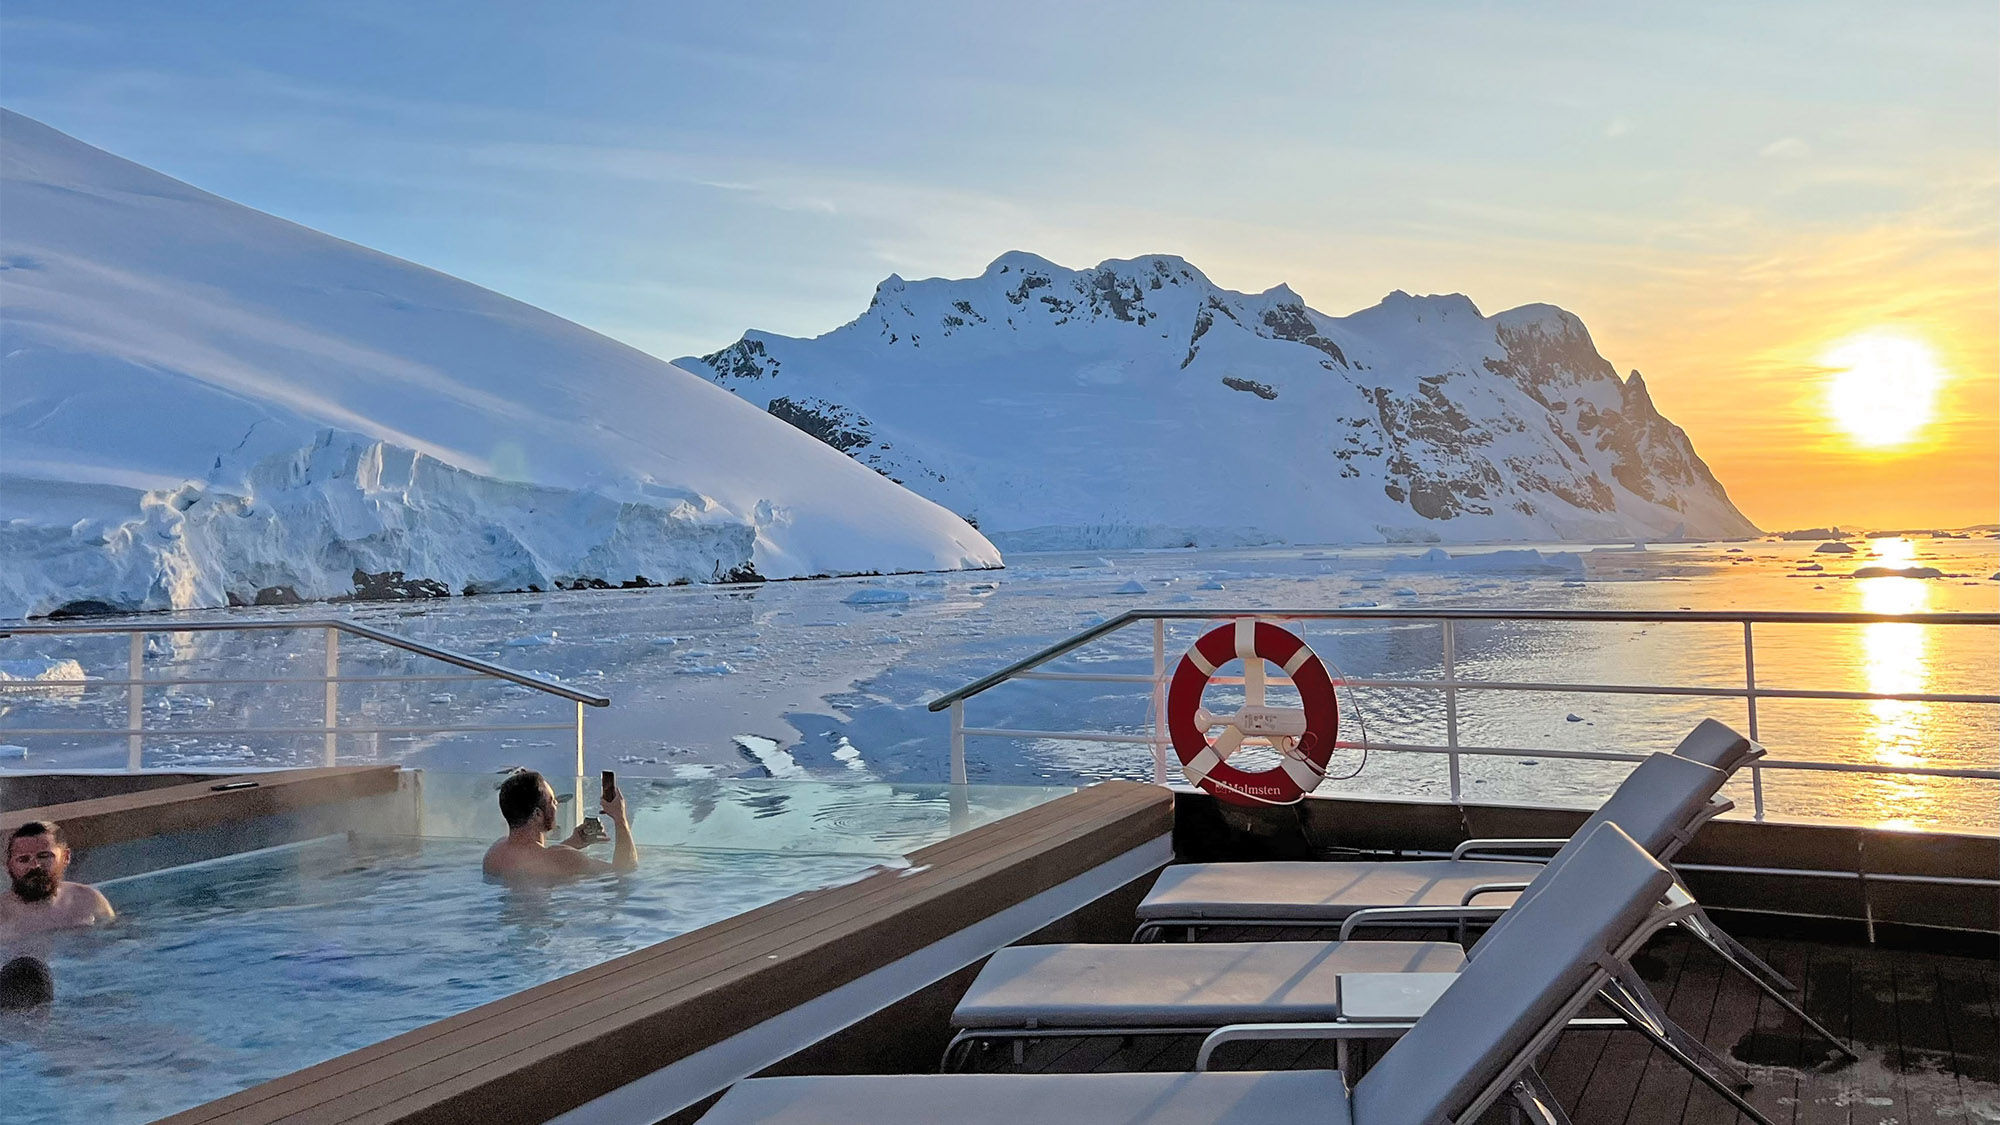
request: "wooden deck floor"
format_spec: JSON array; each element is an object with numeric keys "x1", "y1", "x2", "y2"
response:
[{"x1": 954, "y1": 930, "x2": 2000, "y2": 1125}]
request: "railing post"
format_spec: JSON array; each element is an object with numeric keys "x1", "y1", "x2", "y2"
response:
[
  {"x1": 1442, "y1": 619, "x2": 1461, "y2": 802},
  {"x1": 1152, "y1": 617, "x2": 1168, "y2": 784},
  {"x1": 126, "y1": 632, "x2": 145, "y2": 771},
  {"x1": 323, "y1": 627, "x2": 340, "y2": 767},
  {"x1": 948, "y1": 699, "x2": 969, "y2": 835},
  {"x1": 949, "y1": 700, "x2": 967, "y2": 785},
  {"x1": 1744, "y1": 620, "x2": 1764, "y2": 820},
  {"x1": 572, "y1": 699, "x2": 587, "y2": 837}
]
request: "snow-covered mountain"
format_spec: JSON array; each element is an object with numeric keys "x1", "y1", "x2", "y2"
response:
[
  {"x1": 680, "y1": 252, "x2": 1757, "y2": 549},
  {"x1": 0, "y1": 111, "x2": 998, "y2": 619}
]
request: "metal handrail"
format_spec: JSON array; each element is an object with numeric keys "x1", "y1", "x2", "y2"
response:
[
  {"x1": 929, "y1": 608, "x2": 2000, "y2": 820},
  {"x1": 0, "y1": 618, "x2": 609, "y2": 706},
  {"x1": 927, "y1": 608, "x2": 2000, "y2": 711},
  {"x1": 0, "y1": 618, "x2": 607, "y2": 779}
]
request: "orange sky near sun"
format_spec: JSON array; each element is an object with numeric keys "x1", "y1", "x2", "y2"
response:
[
  {"x1": 1224, "y1": 160, "x2": 2000, "y2": 535},
  {"x1": 1594, "y1": 215, "x2": 1999, "y2": 533}
]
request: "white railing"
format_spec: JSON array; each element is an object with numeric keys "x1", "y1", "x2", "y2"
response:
[
  {"x1": 929, "y1": 608, "x2": 2000, "y2": 821},
  {"x1": 0, "y1": 618, "x2": 608, "y2": 778}
]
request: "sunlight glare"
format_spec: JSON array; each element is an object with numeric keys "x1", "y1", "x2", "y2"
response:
[
  {"x1": 1856, "y1": 560, "x2": 1930, "y2": 774},
  {"x1": 1820, "y1": 332, "x2": 1946, "y2": 449}
]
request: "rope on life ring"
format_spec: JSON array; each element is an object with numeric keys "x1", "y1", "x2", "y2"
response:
[{"x1": 1166, "y1": 619, "x2": 1340, "y2": 806}]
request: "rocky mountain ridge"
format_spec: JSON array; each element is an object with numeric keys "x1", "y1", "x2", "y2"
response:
[{"x1": 680, "y1": 252, "x2": 1758, "y2": 548}]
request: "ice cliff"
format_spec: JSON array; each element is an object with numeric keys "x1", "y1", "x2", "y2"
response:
[{"x1": 0, "y1": 111, "x2": 998, "y2": 618}]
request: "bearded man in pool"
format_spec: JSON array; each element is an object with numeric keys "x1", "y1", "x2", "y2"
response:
[
  {"x1": 2, "y1": 821, "x2": 113, "y2": 937},
  {"x1": 482, "y1": 770, "x2": 637, "y2": 882},
  {"x1": 1, "y1": 821, "x2": 114, "y2": 1008}
]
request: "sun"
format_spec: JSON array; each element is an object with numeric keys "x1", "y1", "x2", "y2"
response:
[{"x1": 1820, "y1": 331, "x2": 1946, "y2": 449}]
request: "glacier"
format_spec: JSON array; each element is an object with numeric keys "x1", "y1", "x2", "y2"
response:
[
  {"x1": 682, "y1": 251, "x2": 1760, "y2": 550},
  {"x1": 0, "y1": 111, "x2": 999, "y2": 619}
]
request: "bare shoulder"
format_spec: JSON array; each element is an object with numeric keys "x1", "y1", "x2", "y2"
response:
[
  {"x1": 482, "y1": 839, "x2": 518, "y2": 879},
  {"x1": 483, "y1": 840, "x2": 605, "y2": 883},
  {"x1": 73, "y1": 883, "x2": 114, "y2": 924}
]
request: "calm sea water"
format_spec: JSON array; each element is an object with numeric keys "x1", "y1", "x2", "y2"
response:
[{"x1": 5, "y1": 537, "x2": 1995, "y2": 830}]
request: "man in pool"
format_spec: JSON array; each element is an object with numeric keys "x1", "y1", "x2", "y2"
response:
[
  {"x1": 482, "y1": 769, "x2": 637, "y2": 882},
  {"x1": 2, "y1": 821, "x2": 114, "y2": 1009},
  {"x1": 1, "y1": 821, "x2": 113, "y2": 937}
]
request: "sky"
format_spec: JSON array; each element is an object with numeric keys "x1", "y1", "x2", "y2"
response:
[{"x1": 3, "y1": 1, "x2": 1994, "y2": 531}]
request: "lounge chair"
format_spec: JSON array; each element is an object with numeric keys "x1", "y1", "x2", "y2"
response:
[
  {"x1": 1133, "y1": 719, "x2": 1795, "y2": 1000},
  {"x1": 699, "y1": 823, "x2": 1678, "y2": 1125},
  {"x1": 1133, "y1": 719, "x2": 1756, "y2": 943},
  {"x1": 943, "y1": 748, "x2": 1850, "y2": 1084}
]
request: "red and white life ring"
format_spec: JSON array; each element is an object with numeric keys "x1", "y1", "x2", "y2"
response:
[{"x1": 1167, "y1": 619, "x2": 1339, "y2": 806}]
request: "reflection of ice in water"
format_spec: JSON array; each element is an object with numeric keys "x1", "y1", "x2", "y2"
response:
[{"x1": 1855, "y1": 539, "x2": 1934, "y2": 828}]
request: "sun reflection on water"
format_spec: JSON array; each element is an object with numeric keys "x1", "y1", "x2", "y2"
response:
[{"x1": 1854, "y1": 538, "x2": 1932, "y2": 828}]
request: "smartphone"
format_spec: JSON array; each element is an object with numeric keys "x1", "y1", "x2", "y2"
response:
[
  {"x1": 579, "y1": 815, "x2": 608, "y2": 842},
  {"x1": 601, "y1": 770, "x2": 618, "y2": 803}
]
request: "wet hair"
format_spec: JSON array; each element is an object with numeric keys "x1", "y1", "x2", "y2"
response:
[
  {"x1": 0, "y1": 956, "x2": 55, "y2": 1009},
  {"x1": 497, "y1": 771, "x2": 550, "y2": 829},
  {"x1": 7, "y1": 821, "x2": 64, "y2": 851}
]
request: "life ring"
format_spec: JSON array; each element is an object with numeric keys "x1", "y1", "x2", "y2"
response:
[{"x1": 1167, "y1": 619, "x2": 1339, "y2": 806}]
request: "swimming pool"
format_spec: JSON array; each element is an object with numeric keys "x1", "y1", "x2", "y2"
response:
[{"x1": 1, "y1": 775, "x2": 1069, "y2": 1124}]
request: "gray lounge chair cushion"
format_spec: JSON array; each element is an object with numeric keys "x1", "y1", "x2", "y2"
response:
[
  {"x1": 1136, "y1": 859, "x2": 1545, "y2": 923},
  {"x1": 1670, "y1": 718, "x2": 1758, "y2": 773},
  {"x1": 1137, "y1": 752, "x2": 1723, "y2": 925},
  {"x1": 1543, "y1": 753, "x2": 1723, "y2": 864},
  {"x1": 700, "y1": 1070, "x2": 1351, "y2": 1125},
  {"x1": 954, "y1": 940, "x2": 1465, "y2": 1029},
  {"x1": 1352, "y1": 823, "x2": 1673, "y2": 1125}
]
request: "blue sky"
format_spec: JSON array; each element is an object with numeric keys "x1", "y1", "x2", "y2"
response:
[{"x1": 3, "y1": 1, "x2": 1995, "y2": 525}]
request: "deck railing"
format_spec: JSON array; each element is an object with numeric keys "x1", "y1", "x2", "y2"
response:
[
  {"x1": 0, "y1": 619, "x2": 608, "y2": 776},
  {"x1": 927, "y1": 608, "x2": 2000, "y2": 821}
]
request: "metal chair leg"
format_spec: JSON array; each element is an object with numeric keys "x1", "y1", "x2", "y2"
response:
[
  {"x1": 1611, "y1": 1002, "x2": 1781, "y2": 1125},
  {"x1": 1677, "y1": 919, "x2": 1858, "y2": 1063},
  {"x1": 1599, "y1": 964, "x2": 1756, "y2": 1092},
  {"x1": 1680, "y1": 906, "x2": 1796, "y2": 991},
  {"x1": 1509, "y1": 1067, "x2": 1575, "y2": 1125}
]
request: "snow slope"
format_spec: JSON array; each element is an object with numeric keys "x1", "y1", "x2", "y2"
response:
[
  {"x1": 680, "y1": 252, "x2": 1758, "y2": 548},
  {"x1": 0, "y1": 111, "x2": 998, "y2": 619}
]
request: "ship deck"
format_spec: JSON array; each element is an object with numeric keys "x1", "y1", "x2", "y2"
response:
[{"x1": 955, "y1": 926, "x2": 2000, "y2": 1125}]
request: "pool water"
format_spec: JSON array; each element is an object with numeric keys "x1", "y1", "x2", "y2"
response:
[{"x1": 1, "y1": 777, "x2": 1069, "y2": 1124}]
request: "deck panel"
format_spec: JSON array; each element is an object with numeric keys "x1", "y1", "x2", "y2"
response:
[
  {"x1": 1738, "y1": 937, "x2": 1807, "y2": 1125},
  {"x1": 1937, "y1": 963, "x2": 2000, "y2": 1087},
  {"x1": 1890, "y1": 961, "x2": 1967, "y2": 1125},
  {"x1": 1646, "y1": 929, "x2": 1722, "y2": 1125}
]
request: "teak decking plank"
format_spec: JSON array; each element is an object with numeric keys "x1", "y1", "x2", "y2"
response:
[
  {"x1": 166, "y1": 781, "x2": 1149, "y2": 1119},
  {"x1": 1672, "y1": 928, "x2": 1736, "y2": 1120},
  {"x1": 1794, "y1": 947, "x2": 1855, "y2": 1125},
  {"x1": 1718, "y1": 936, "x2": 1798, "y2": 1125},
  {"x1": 1937, "y1": 963, "x2": 2000, "y2": 1088},
  {"x1": 169, "y1": 782, "x2": 1170, "y2": 1125},
  {"x1": 1846, "y1": 951, "x2": 1915, "y2": 1124},
  {"x1": 1893, "y1": 964, "x2": 1968, "y2": 1125},
  {"x1": 1621, "y1": 933, "x2": 1706, "y2": 1125}
]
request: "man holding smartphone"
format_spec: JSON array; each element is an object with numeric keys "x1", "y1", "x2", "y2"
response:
[{"x1": 481, "y1": 770, "x2": 637, "y2": 882}]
